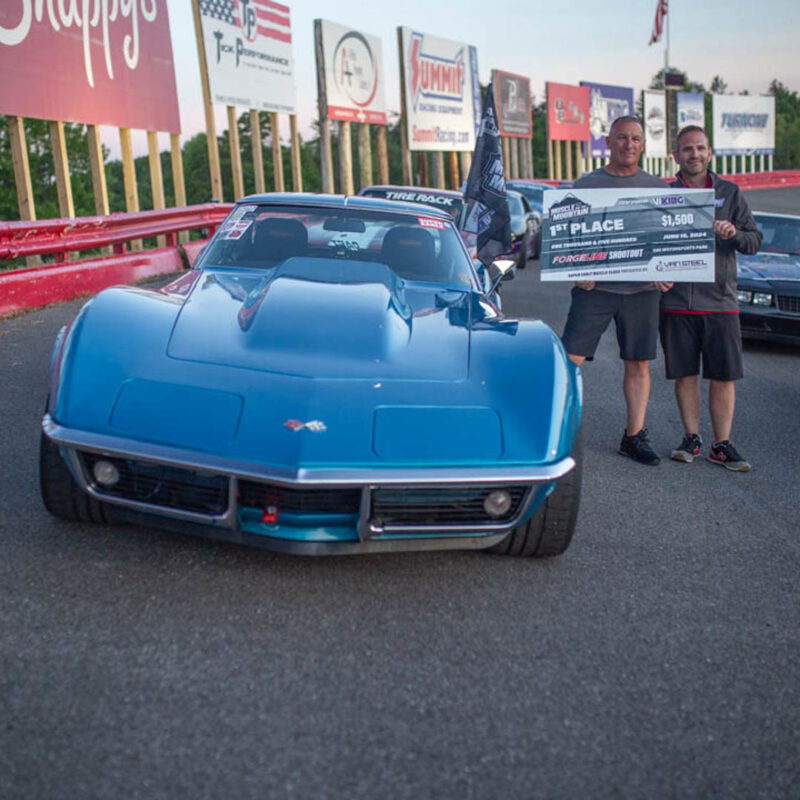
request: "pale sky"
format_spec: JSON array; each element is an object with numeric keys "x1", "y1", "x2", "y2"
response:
[{"x1": 110, "y1": 0, "x2": 800, "y2": 159}]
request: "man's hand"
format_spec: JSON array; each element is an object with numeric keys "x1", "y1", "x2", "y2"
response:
[
  {"x1": 653, "y1": 281, "x2": 674, "y2": 292},
  {"x1": 576, "y1": 281, "x2": 596, "y2": 291},
  {"x1": 714, "y1": 220, "x2": 737, "y2": 240}
]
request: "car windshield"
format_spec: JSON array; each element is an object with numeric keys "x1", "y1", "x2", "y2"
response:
[
  {"x1": 507, "y1": 194, "x2": 524, "y2": 216},
  {"x1": 508, "y1": 184, "x2": 544, "y2": 208},
  {"x1": 359, "y1": 188, "x2": 464, "y2": 221},
  {"x1": 197, "y1": 204, "x2": 476, "y2": 288},
  {"x1": 757, "y1": 216, "x2": 800, "y2": 255}
]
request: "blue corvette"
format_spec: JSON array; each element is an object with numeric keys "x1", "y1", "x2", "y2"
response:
[{"x1": 40, "y1": 194, "x2": 583, "y2": 557}]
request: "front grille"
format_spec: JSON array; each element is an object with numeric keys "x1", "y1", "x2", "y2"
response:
[
  {"x1": 80, "y1": 452, "x2": 229, "y2": 515},
  {"x1": 777, "y1": 295, "x2": 800, "y2": 314},
  {"x1": 370, "y1": 486, "x2": 528, "y2": 528},
  {"x1": 239, "y1": 481, "x2": 361, "y2": 514}
]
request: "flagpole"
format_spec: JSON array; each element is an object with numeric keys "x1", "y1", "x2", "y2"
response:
[{"x1": 664, "y1": 1, "x2": 670, "y2": 85}]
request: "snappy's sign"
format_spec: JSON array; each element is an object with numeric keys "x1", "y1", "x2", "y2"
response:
[{"x1": 0, "y1": 0, "x2": 180, "y2": 132}]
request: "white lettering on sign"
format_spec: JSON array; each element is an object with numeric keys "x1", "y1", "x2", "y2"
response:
[
  {"x1": 567, "y1": 219, "x2": 624, "y2": 236},
  {"x1": 0, "y1": 0, "x2": 158, "y2": 87}
]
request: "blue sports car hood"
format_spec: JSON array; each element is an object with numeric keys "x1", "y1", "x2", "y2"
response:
[
  {"x1": 738, "y1": 252, "x2": 800, "y2": 289},
  {"x1": 167, "y1": 259, "x2": 471, "y2": 380}
]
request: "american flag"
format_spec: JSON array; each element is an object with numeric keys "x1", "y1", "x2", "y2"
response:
[
  {"x1": 649, "y1": 0, "x2": 668, "y2": 45},
  {"x1": 199, "y1": 0, "x2": 292, "y2": 44}
]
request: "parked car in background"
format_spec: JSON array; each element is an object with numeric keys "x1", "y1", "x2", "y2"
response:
[
  {"x1": 507, "y1": 180, "x2": 554, "y2": 257},
  {"x1": 40, "y1": 194, "x2": 583, "y2": 558},
  {"x1": 736, "y1": 212, "x2": 800, "y2": 344}
]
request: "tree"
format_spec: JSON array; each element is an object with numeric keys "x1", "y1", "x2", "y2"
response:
[{"x1": 769, "y1": 80, "x2": 800, "y2": 168}]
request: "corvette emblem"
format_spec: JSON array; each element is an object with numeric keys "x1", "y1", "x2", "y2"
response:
[{"x1": 284, "y1": 419, "x2": 327, "y2": 432}]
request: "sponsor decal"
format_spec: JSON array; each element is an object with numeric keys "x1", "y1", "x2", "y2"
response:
[
  {"x1": 418, "y1": 217, "x2": 447, "y2": 230},
  {"x1": 383, "y1": 191, "x2": 455, "y2": 207},
  {"x1": 223, "y1": 220, "x2": 253, "y2": 239},
  {"x1": 284, "y1": 419, "x2": 327, "y2": 432},
  {"x1": 408, "y1": 31, "x2": 464, "y2": 111}
]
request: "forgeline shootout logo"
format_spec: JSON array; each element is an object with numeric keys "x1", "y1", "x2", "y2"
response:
[
  {"x1": 408, "y1": 32, "x2": 464, "y2": 111},
  {"x1": 655, "y1": 258, "x2": 707, "y2": 272},
  {"x1": 552, "y1": 248, "x2": 644, "y2": 265},
  {"x1": 0, "y1": 0, "x2": 159, "y2": 87}
]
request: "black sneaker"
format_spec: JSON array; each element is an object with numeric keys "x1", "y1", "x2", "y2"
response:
[
  {"x1": 708, "y1": 440, "x2": 751, "y2": 472},
  {"x1": 619, "y1": 428, "x2": 660, "y2": 465},
  {"x1": 671, "y1": 433, "x2": 702, "y2": 463}
]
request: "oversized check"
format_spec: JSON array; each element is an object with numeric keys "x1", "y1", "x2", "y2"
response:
[{"x1": 540, "y1": 188, "x2": 715, "y2": 282}]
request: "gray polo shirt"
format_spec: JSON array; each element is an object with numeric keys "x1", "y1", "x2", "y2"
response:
[{"x1": 572, "y1": 167, "x2": 666, "y2": 294}]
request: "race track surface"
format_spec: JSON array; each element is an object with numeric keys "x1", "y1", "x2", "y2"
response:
[{"x1": 1, "y1": 189, "x2": 798, "y2": 800}]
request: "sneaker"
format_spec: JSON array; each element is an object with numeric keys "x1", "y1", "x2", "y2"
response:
[
  {"x1": 708, "y1": 440, "x2": 751, "y2": 472},
  {"x1": 671, "y1": 433, "x2": 702, "y2": 463},
  {"x1": 619, "y1": 428, "x2": 661, "y2": 465}
]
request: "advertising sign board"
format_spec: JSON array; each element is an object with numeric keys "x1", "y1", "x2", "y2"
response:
[
  {"x1": 712, "y1": 95, "x2": 775, "y2": 155},
  {"x1": 0, "y1": 0, "x2": 180, "y2": 132},
  {"x1": 546, "y1": 82, "x2": 590, "y2": 141},
  {"x1": 580, "y1": 81, "x2": 634, "y2": 157},
  {"x1": 643, "y1": 90, "x2": 667, "y2": 158},
  {"x1": 399, "y1": 26, "x2": 480, "y2": 152},
  {"x1": 492, "y1": 70, "x2": 531, "y2": 138},
  {"x1": 316, "y1": 20, "x2": 387, "y2": 124},
  {"x1": 198, "y1": 0, "x2": 296, "y2": 113}
]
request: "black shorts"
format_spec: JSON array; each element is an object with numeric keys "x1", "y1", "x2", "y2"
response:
[
  {"x1": 659, "y1": 311, "x2": 743, "y2": 381},
  {"x1": 561, "y1": 287, "x2": 661, "y2": 361}
]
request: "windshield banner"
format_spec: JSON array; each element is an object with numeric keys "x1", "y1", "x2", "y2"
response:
[{"x1": 540, "y1": 187, "x2": 715, "y2": 282}]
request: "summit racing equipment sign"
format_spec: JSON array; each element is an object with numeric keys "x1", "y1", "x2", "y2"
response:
[
  {"x1": 399, "y1": 27, "x2": 480, "y2": 152},
  {"x1": 540, "y1": 188, "x2": 715, "y2": 282},
  {"x1": 713, "y1": 94, "x2": 775, "y2": 156},
  {"x1": 315, "y1": 19, "x2": 386, "y2": 124},
  {"x1": 198, "y1": 0, "x2": 296, "y2": 113}
]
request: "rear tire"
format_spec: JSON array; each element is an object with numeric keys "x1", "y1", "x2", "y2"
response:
[
  {"x1": 488, "y1": 432, "x2": 582, "y2": 558},
  {"x1": 39, "y1": 432, "x2": 109, "y2": 524}
]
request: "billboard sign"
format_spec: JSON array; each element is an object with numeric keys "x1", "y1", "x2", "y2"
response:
[
  {"x1": 643, "y1": 90, "x2": 667, "y2": 158},
  {"x1": 546, "y1": 82, "x2": 590, "y2": 141},
  {"x1": 0, "y1": 0, "x2": 180, "y2": 132},
  {"x1": 316, "y1": 20, "x2": 387, "y2": 124},
  {"x1": 713, "y1": 95, "x2": 775, "y2": 155},
  {"x1": 668, "y1": 91, "x2": 705, "y2": 153},
  {"x1": 580, "y1": 81, "x2": 634, "y2": 157},
  {"x1": 492, "y1": 70, "x2": 532, "y2": 138},
  {"x1": 198, "y1": 0, "x2": 296, "y2": 113},
  {"x1": 399, "y1": 27, "x2": 481, "y2": 152}
]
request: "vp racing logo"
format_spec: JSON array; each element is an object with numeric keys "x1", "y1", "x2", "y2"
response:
[{"x1": 408, "y1": 32, "x2": 464, "y2": 111}]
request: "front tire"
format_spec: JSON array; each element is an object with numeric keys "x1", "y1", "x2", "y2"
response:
[
  {"x1": 488, "y1": 432, "x2": 582, "y2": 558},
  {"x1": 39, "y1": 432, "x2": 110, "y2": 524}
]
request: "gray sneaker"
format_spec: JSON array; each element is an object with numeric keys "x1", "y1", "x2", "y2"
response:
[
  {"x1": 708, "y1": 440, "x2": 751, "y2": 472},
  {"x1": 671, "y1": 433, "x2": 702, "y2": 463}
]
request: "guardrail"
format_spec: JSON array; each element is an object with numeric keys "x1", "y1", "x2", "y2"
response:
[{"x1": 0, "y1": 203, "x2": 234, "y2": 318}]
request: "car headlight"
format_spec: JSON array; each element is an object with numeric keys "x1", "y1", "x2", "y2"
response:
[
  {"x1": 737, "y1": 290, "x2": 752, "y2": 303},
  {"x1": 753, "y1": 292, "x2": 773, "y2": 306}
]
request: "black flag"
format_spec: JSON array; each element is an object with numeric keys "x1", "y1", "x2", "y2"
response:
[{"x1": 462, "y1": 83, "x2": 511, "y2": 267}]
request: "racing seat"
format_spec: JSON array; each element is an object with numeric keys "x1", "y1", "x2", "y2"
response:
[
  {"x1": 253, "y1": 217, "x2": 309, "y2": 264},
  {"x1": 381, "y1": 226, "x2": 438, "y2": 281}
]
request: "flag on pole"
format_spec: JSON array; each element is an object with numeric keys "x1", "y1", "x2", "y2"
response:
[
  {"x1": 462, "y1": 83, "x2": 511, "y2": 267},
  {"x1": 649, "y1": 0, "x2": 668, "y2": 45}
]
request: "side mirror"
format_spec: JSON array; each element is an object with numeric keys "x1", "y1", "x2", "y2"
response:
[{"x1": 488, "y1": 258, "x2": 516, "y2": 294}]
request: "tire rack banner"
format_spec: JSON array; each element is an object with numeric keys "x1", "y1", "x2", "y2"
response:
[
  {"x1": 0, "y1": 0, "x2": 180, "y2": 132},
  {"x1": 540, "y1": 187, "x2": 715, "y2": 282},
  {"x1": 316, "y1": 20, "x2": 386, "y2": 125},
  {"x1": 712, "y1": 94, "x2": 775, "y2": 156},
  {"x1": 399, "y1": 27, "x2": 480, "y2": 152},
  {"x1": 546, "y1": 82, "x2": 590, "y2": 142},
  {"x1": 643, "y1": 90, "x2": 667, "y2": 158},
  {"x1": 492, "y1": 70, "x2": 531, "y2": 138},
  {"x1": 198, "y1": 0, "x2": 296, "y2": 113},
  {"x1": 580, "y1": 82, "x2": 634, "y2": 158}
]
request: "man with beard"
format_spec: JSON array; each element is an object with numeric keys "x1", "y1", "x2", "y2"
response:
[
  {"x1": 561, "y1": 116, "x2": 672, "y2": 465},
  {"x1": 659, "y1": 125, "x2": 762, "y2": 471}
]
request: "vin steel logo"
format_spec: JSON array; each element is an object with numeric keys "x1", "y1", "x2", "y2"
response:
[{"x1": 408, "y1": 32, "x2": 464, "y2": 110}]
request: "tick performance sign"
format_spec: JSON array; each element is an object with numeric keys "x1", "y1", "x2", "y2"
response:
[
  {"x1": 198, "y1": 0, "x2": 296, "y2": 113},
  {"x1": 540, "y1": 188, "x2": 715, "y2": 282},
  {"x1": 399, "y1": 27, "x2": 480, "y2": 152}
]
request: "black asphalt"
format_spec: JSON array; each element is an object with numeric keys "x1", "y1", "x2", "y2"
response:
[{"x1": 1, "y1": 189, "x2": 798, "y2": 799}]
